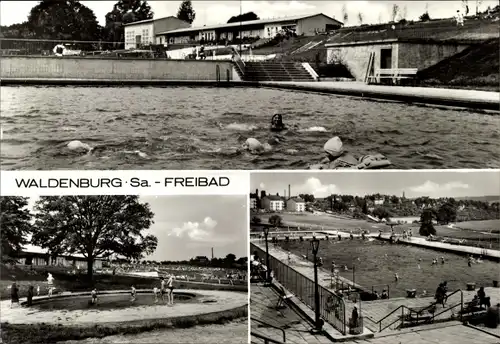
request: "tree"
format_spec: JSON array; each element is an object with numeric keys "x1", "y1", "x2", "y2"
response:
[
  {"x1": 27, "y1": 0, "x2": 101, "y2": 40},
  {"x1": 437, "y1": 203, "x2": 457, "y2": 224},
  {"x1": 419, "y1": 208, "x2": 436, "y2": 236},
  {"x1": 177, "y1": 0, "x2": 196, "y2": 24},
  {"x1": 268, "y1": 214, "x2": 282, "y2": 227},
  {"x1": 373, "y1": 207, "x2": 390, "y2": 220},
  {"x1": 362, "y1": 201, "x2": 369, "y2": 214},
  {"x1": 419, "y1": 12, "x2": 431, "y2": 21},
  {"x1": 342, "y1": 4, "x2": 349, "y2": 24},
  {"x1": 357, "y1": 12, "x2": 364, "y2": 25},
  {"x1": 104, "y1": 0, "x2": 153, "y2": 45},
  {"x1": 227, "y1": 12, "x2": 259, "y2": 23},
  {"x1": 32, "y1": 196, "x2": 157, "y2": 281},
  {"x1": 0, "y1": 197, "x2": 32, "y2": 260},
  {"x1": 251, "y1": 216, "x2": 261, "y2": 225},
  {"x1": 225, "y1": 253, "x2": 236, "y2": 266},
  {"x1": 391, "y1": 4, "x2": 400, "y2": 22}
]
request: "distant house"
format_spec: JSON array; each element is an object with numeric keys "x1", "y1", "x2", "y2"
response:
[
  {"x1": 325, "y1": 19, "x2": 498, "y2": 81},
  {"x1": 287, "y1": 197, "x2": 306, "y2": 212},
  {"x1": 17, "y1": 245, "x2": 103, "y2": 270},
  {"x1": 124, "y1": 16, "x2": 191, "y2": 49},
  {"x1": 193, "y1": 256, "x2": 210, "y2": 264},
  {"x1": 262, "y1": 194, "x2": 285, "y2": 211},
  {"x1": 374, "y1": 199, "x2": 384, "y2": 206}
]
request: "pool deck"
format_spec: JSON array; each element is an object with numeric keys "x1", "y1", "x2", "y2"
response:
[
  {"x1": 260, "y1": 81, "x2": 500, "y2": 111},
  {"x1": 0, "y1": 289, "x2": 247, "y2": 325},
  {"x1": 376, "y1": 233, "x2": 500, "y2": 261},
  {"x1": 251, "y1": 240, "x2": 500, "y2": 335}
]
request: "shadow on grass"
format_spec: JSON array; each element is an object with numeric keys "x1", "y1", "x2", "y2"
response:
[{"x1": 1, "y1": 305, "x2": 248, "y2": 344}]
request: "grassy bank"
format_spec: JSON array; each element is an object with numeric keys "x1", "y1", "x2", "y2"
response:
[{"x1": 1, "y1": 304, "x2": 248, "y2": 344}]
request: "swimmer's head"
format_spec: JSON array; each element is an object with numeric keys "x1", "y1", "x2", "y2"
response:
[{"x1": 323, "y1": 137, "x2": 344, "y2": 160}]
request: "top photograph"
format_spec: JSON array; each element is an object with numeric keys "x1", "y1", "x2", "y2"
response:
[{"x1": 1, "y1": 0, "x2": 499, "y2": 170}]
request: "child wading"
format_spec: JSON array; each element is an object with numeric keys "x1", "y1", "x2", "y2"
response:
[
  {"x1": 130, "y1": 285, "x2": 137, "y2": 302},
  {"x1": 166, "y1": 274, "x2": 174, "y2": 305}
]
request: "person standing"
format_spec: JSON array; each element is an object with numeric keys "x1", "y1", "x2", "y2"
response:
[
  {"x1": 166, "y1": 274, "x2": 174, "y2": 305},
  {"x1": 160, "y1": 277, "x2": 166, "y2": 303},
  {"x1": 11, "y1": 282, "x2": 19, "y2": 308},
  {"x1": 27, "y1": 285, "x2": 34, "y2": 306}
]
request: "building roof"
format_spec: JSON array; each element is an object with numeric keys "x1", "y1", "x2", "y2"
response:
[
  {"x1": 326, "y1": 18, "x2": 498, "y2": 46},
  {"x1": 123, "y1": 16, "x2": 178, "y2": 27},
  {"x1": 264, "y1": 195, "x2": 284, "y2": 201},
  {"x1": 158, "y1": 13, "x2": 342, "y2": 35},
  {"x1": 22, "y1": 244, "x2": 102, "y2": 260},
  {"x1": 289, "y1": 197, "x2": 305, "y2": 203}
]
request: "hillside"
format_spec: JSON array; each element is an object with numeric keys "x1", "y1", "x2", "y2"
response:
[{"x1": 417, "y1": 38, "x2": 500, "y2": 91}]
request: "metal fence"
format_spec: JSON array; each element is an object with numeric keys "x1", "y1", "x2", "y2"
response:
[{"x1": 251, "y1": 243, "x2": 347, "y2": 335}]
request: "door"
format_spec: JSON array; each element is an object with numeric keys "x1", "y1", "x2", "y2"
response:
[
  {"x1": 380, "y1": 48, "x2": 392, "y2": 69},
  {"x1": 135, "y1": 35, "x2": 141, "y2": 49}
]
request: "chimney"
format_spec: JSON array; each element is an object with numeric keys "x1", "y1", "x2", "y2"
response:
[
  {"x1": 256, "y1": 189, "x2": 258, "y2": 197},
  {"x1": 284, "y1": 189, "x2": 286, "y2": 199},
  {"x1": 261, "y1": 190, "x2": 266, "y2": 198},
  {"x1": 211, "y1": 247, "x2": 214, "y2": 260},
  {"x1": 288, "y1": 184, "x2": 291, "y2": 199}
]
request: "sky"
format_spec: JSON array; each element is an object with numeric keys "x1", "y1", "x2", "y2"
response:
[
  {"x1": 250, "y1": 171, "x2": 500, "y2": 199},
  {"x1": 1, "y1": 1, "x2": 498, "y2": 28},
  {"x1": 25, "y1": 195, "x2": 248, "y2": 261}
]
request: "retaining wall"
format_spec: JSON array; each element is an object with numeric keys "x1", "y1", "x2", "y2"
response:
[{"x1": 0, "y1": 56, "x2": 236, "y2": 81}]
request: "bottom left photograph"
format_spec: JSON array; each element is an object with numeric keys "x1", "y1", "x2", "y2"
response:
[{"x1": 0, "y1": 195, "x2": 249, "y2": 344}]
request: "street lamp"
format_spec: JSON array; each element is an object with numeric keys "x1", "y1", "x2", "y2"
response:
[
  {"x1": 311, "y1": 238, "x2": 322, "y2": 332},
  {"x1": 263, "y1": 226, "x2": 270, "y2": 284}
]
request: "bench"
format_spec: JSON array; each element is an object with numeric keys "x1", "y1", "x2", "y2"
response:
[
  {"x1": 370, "y1": 68, "x2": 418, "y2": 85},
  {"x1": 276, "y1": 285, "x2": 293, "y2": 309}
]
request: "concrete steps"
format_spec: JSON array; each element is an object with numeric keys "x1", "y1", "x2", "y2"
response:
[{"x1": 243, "y1": 61, "x2": 314, "y2": 82}]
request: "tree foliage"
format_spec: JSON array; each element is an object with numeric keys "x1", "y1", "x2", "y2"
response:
[
  {"x1": 268, "y1": 214, "x2": 283, "y2": 227},
  {"x1": 437, "y1": 202, "x2": 457, "y2": 224},
  {"x1": 251, "y1": 216, "x2": 261, "y2": 224},
  {"x1": 0, "y1": 197, "x2": 32, "y2": 260},
  {"x1": 227, "y1": 11, "x2": 259, "y2": 23},
  {"x1": 419, "y1": 208, "x2": 437, "y2": 236},
  {"x1": 373, "y1": 207, "x2": 390, "y2": 220},
  {"x1": 177, "y1": 0, "x2": 196, "y2": 24},
  {"x1": 104, "y1": 0, "x2": 154, "y2": 44},
  {"x1": 32, "y1": 196, "x2": 157, "y2": 279},
  {"x1": 419, "y1": 12, "x2": 431, "y2": 21},
  {"x1": 26, "y1": 0, "x2": 101, "y2": 40}
]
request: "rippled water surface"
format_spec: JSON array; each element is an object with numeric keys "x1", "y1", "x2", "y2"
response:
[
  {"x1": 281, "y1": 240, "x2": 500, "y2": 298},
  {"x1": 1, "y1": 86, "x2": 499, "y2": 170}
]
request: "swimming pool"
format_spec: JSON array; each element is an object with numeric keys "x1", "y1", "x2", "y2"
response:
[
  {"x1": 2, "y1": 86, "x2": 498, "y2": 170},
  {"x1": 280, "y1": 239, "x2": 500, "y2": 298}
]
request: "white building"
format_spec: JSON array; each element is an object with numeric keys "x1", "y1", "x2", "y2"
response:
[
  {"x1": 262, "y1": 195, "x2": 285, "y2": 212},
  {"x1": 287, "y1": 197, "x2": 306, "y2": 212},
  {"x1": 18, "y1": 245, "x2": 103, "y2": 270},
  {"x1": 124, "y1": 16, "x2": 191, "y2": 49},
  {"x1": 157, "y1": 13, "x2": 343, "y2": 45}
]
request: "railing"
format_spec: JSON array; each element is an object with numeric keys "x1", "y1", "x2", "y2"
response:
[
  {"x1": 251, "y1": 318, "x2": 286, "y2": 342},
  {"x1": 373, "y1": 289, "x2": 464, "y2": 332},
  {"x1": 232, "y1": 48, "x2": 246, "y2": 77},
  {"x1": 251, "y1": 332, "x2": 286, "y2": 344},
  {"x1": 251, "y1": 243, "x2": 347, "y2": 335}
]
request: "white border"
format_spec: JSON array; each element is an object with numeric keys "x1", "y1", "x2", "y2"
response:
[{"x1": 0, "y1": 170, "x2": 249, "y2": 196}]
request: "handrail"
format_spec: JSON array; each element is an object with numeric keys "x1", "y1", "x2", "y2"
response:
[
  {"x1": 232, "y1": 49, "x2": 246, "y2": 77},
  {"x1": 379, "y1": 305, "x2": 407, "y2": 332},
  {"x1": 377, "y1": 305, "x2": 405, "y2": 331},
  {"x1": 251, "y1": 332, "x2": 286, "y2": 344},
  {"x1": 251, "y1": 317, "x2": 286, "y2": 342}
]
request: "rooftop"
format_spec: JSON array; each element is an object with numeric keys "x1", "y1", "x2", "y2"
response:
[
  {"x1": 289, "y1": 197, "x2": 305, "y2": 203},
  {"x1": 123, "y1": 16, "x2": 179, "y2": 27},
  {"x1": 326, "y1": 17, "x2": 498, "y2": 46},
  {"x1": 264, "y1": 195, "x2": 284, "y2": 201},
  {"x1": 158, "y1": 13, "x2": 342, "y2": 35}
]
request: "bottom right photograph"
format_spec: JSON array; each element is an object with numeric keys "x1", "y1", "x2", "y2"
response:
[{"x1": 249, "y1": 170, "x2": 500, "y2": 344}]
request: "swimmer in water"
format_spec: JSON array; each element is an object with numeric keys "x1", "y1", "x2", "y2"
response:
[
  {"x1": 441, "y1": 257, "x2": 445, "y2": 264},
  {"x1": 394, "y1": 273, "x2": 399, "y2": 282},
  {"x1": 271, "y1": 113, "x2": 285, "y2": 131},
  {"x1": 91, "y1": 288, "x2": 98, "y2": 304}
]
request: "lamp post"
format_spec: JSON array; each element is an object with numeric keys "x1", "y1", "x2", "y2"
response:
[
  {"x1": 311, "y1": 238, "x2": 322, "y2": 332},
  {"x1": 264, "y1": 226, "x2": 270, "y2": 284}
]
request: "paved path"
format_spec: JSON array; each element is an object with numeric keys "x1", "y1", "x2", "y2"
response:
[
  {"x1": 260, "y1": 81, "x2": 500, "y2": 111},
  {"x1": 0, "y1": 289, "x2": 247, "y2": 325},
  {"x1": 378, "y1": 234, "x2": 500, "y2": 260},
  {"x1": 350, "y1": 322, "x2": 500, "y2": 344},
  {"x1": 251, "y1": 241, "x2": 500, "y2": 333},
  {"x1": 251, "y1": 283, "x2": 332, "y2": 344}
]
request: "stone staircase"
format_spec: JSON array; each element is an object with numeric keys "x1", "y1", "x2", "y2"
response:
[{"x1": 240, "y1": 61, "x2": 315, "y2": 82}]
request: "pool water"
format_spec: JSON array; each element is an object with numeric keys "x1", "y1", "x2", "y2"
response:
[
  {"x1": 280, "y1": 239, "x2": 500, "y2": 298},
  {"x1": 2, "y1": 86, "x2": 498, "y2": 169},
  {"x1": 33, "y1": 292, "x2": 196, "y2": 311}
]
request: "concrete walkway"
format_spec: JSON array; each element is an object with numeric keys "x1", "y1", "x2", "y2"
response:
[
  {"x1": 251, "y1": 241, "x2": 500, "y2": 334},
  {"x1": 0, "y1": 289, "x2": 247, "y2": 325},
  {"x1": 378, "y1": 234, "x2": 500, "y2": 260},
  {"x1": 260, "y1": 81, "x2": 500, "y2": 111}
]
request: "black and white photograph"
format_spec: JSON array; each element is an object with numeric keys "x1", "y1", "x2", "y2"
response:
[
  {"x1": 249, "y1": 171, "x2": 500, "y2": 344},
  {"x1": 1, "y1": 1, "x2": 499, "y2": 170},
  {"x1": 0, "y1": 195, "x2": 248, "y2": 344}
]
